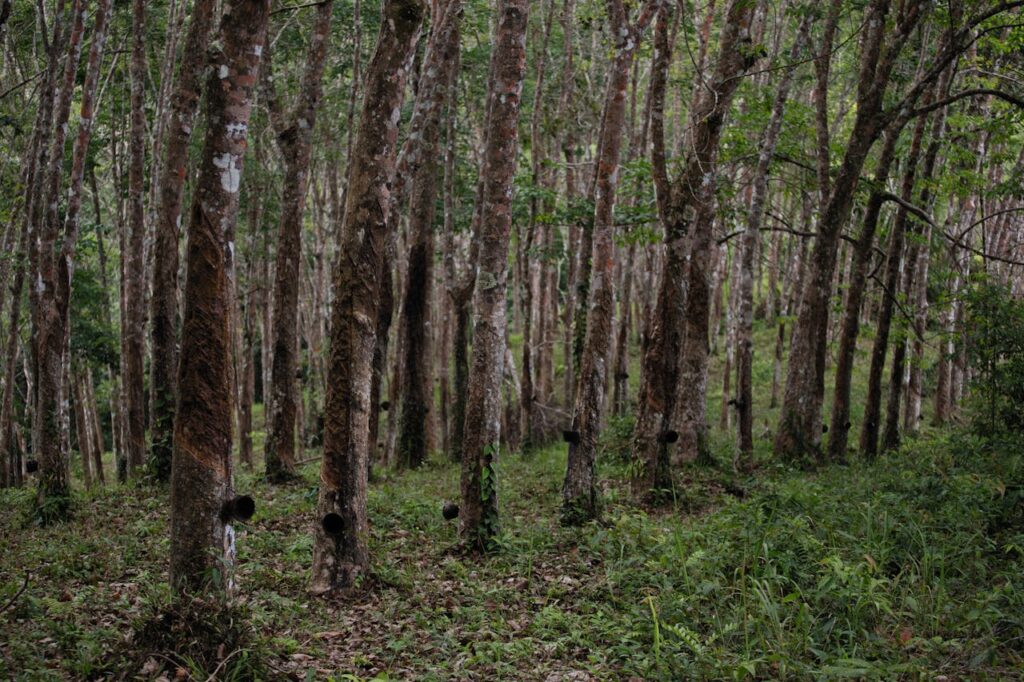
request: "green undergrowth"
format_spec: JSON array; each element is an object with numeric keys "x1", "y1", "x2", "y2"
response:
[{"x1": 2, "y1": 429, "x2": 1022, "y2": 679}]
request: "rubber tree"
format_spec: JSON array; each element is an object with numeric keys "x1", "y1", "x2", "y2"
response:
[
  {"x1": 29, "y1": 0, "x2": 86, "y2": 519},
  {"x1": 170, "y1": 0, "x2": 270, "y2": 593},
  {"x1": 150, "y1": 0, "x2": 219, "y2": 483},
  {"x1": 562, "y1": 0, "x2": 656, "y2": 523},
  {"x1": 632, "y1": 0, "x2": 760, "y2": 497},
  {"x1": 395, "y1": 0, "x2": 462, "y2": 469},
  {"x1": 459, "y1": 0, "x2": 529, "y2": 551},
  {"x1": 311, "y1": 0, "x2": 424, "y2": 592},
  {"x1": 263, "y1": 0, "x2": 334, "y2": 482}
]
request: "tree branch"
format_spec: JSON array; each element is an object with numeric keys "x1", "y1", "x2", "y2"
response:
[
  {"x1": 877, "y1": 191, "x2": 934, "y2": 226},
  {"x1": 909, "y1": 88, "x2": 1024, "y2": 118},
  {"x1": 271, "y1": 0, "x2": 329, "y2": 15}
]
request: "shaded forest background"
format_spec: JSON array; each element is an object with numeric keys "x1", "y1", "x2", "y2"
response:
[{"x1": 1, "y1": 0, "x2": 1024, "y2": 678}]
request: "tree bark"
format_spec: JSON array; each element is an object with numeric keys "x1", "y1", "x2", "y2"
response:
[
  {"x1": 1, "y1": 1, "x2": 65, "y2": 489},
  {"x1": 72, "y1": 365, "x2": 94, "y2": 489},
  {"x1": 150, "y1": 0, "x2": 218, "y2": 483},
  {"x1": 236, "y1": 279, "x2": 255, "y2": 468},
  {"x1": 519, "y1": 0, "x2": 555, "y2": 451},
  {"x1": 774, "y1": 0, "x2": 922, "y2": 462},
  {"x1": 861, "y1": 108, "x2": 930, "y2": 458},
  {"x1": 458, "y1": 0, "x2": 529, "y2": 551},
  {"x1": 827, "y1": 123, "x2": 904, "y2": 460},
  {"x1": 368, "y1": 264, "x2": 393, "y2": 473},
  {"x1": 612, "y1": 244, "x2": 635, "y2": 417},
  {"x1": 629, "y1": 2, "x2": 681, "y2": 501},
  {"x1": 169, "y1": 0, "x2": 270, "y2": 593},
  {"x1": 902, "y1": 84, "x2": 951, "y2": 434},
  {"x1": 396, "y1": 0, "x2": 461, "y2": 468},
  {"x1": 29, "y1": 0, "x2": 86, "y2": 517},
  {"x1": 124, "y1": 0, "x2": 148, "y2": 476},
  {"x1": 557, "y1": 0, "x2": 579, "y2": 410},
  {"x1": 311, "y1": 0, "x2": 424, "y2": 592},
  {"x1": 86, "y1": 366, "x2": 105, "y2": 484},
  {"x1": 564, "y1": 0, "x2": 655, "y2": 522},
  {"x1": 0, "y1": 0, "x2": 10, "y2": 46},
  {"x1": 264, "y1": 0, "x2": 334, "y2": 481},
  {"x1": 735, "y1": 17, "x2": 808, "y2": 464},
  {"x1": 60, "y1": 0, "x2": 114, "y2": 489},
  {"x1": 657, "y1": 0, "x2": 758, "y2": 471}
]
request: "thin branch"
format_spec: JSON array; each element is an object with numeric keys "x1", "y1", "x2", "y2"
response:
[
  {"x1": 958, "y1": 206, "x2": 1024, "y2": 241},
  {"x1": 271, "y1": 0, "x2": 328, "y2": 15},
  {"x1": 717, "y1": 224, "x2": 816, "y2": 245},
  {"x1": 0, "y1": 70, "x2": 42, "y2": 100},
  {"x1": 868, "y1": 273, "x2": 926, "y2": 344},
  {"x1": 909, "y1": 88, "x2": 1024, "y2": 119},
  {"x1": 942, "y1": 226, "x2": 1024, "y2": 267},
  {"x1": 877, "y1": 191, "x2": 935, "y2": 226},
  {"x1": 0, "y1": 572, "x2": 30, "y2": 616}
]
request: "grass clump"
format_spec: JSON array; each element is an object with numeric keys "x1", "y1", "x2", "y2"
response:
[{"x1": 128, "y1": 592, "x2": 267, "y2": 680}]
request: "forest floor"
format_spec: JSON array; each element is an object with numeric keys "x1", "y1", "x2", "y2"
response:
[
  {"x1": 2, "y1": 426, "x2": 1023, "y2": 680},
  {"x1": 2, "y1": 326, "x2": 1024, "y2": 680}
]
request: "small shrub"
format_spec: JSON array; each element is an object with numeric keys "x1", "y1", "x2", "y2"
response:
[{"x1": 963, "y1": 277, "x2": 1024, "y2": 433}]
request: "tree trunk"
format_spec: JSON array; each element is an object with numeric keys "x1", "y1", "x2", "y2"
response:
[
  {"x1": 612, "y1": 243, "x2": 635, "y2": 417},
  {"x1": 0, "y1": 0, "x2": 10, "y2": 46},
  {"x1": 437, "y1": 72, "x2": 459, "y2": 457},
  {"x1": 86, "y1": 367, "x2": 106, "y2": 484},
  {"x1": 150, "y1": 0, "x2": 218, "y2": 483},
  {"x1": 564, "y1": 0, "x2": 655, "y2": 522},
  {"x1": 629, "y1": 3, "x2": 681, "y2": 499},
  {"x1": 367, "y1": 202, "x2": 396, "y2": 474},
  {"x1": 264, "y1": 1, "x2": 334, "y2": 481},
  {"x1": 722, "y1": 248, "x2": 741, "y2": 433},
  {"x1": 860, "y1": 102, "x2": 931, "y2": 458},
  {"x1": 903, "y1": 85, "x2": 951, "y2": 433},
  {"x1": 935, "y1": 193, "x2": 977, "y2": 425},
  {"x1": 664, "y1": 0, "x2": 758, "y2": 468},
  {"x1": 558, "y1": 0, "x2": 578, "y2": 410},
  {"x1": 72, "y1": 365, "x2": 94, "y2": 489},
  {"x1": 236, "y1": 286, "x2": 255, "y2": 468},
  {"x1": 735, "y1": 18, "x2": 808, "y2": 464},
  {"x1": 774, "y1": 0, "x2": 907, "y2": 462},
  {"x1": 450, "y1": 297, "x2": 470, "y2": 463},
  {"x1": 30, "y1": 0, "x2": 87, "y2": 517},
  {"x1": 396, "y1": 0, "x2": 461, "y2": 468},
  {"x1": 169, "y1": 0, "x2": 270, "y2": 593},
  {"x1": 0, "y1": 1, "x2": 66, "y2": 489},
  {"x1": 519, "y1": 0, "x2": 555, "y2": 451},
  {"x1": 459, "y1": 0, "x2": 528, "y2": 550},
  {"x1": 124, "y1": 0, "x2": 148, "y2": 476},
  {"x1": 311, "y1": 0, "x2": 424, "y2": 592},
  {"x1": 775, "y1": 0, "x2": 981, "y2": 461},
  {"x1": 827, "y1": 123, "x2": 903, "y2": 460},
  {"x1": 368, "y1": 266, "x2": 393, "y2": 473}
]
